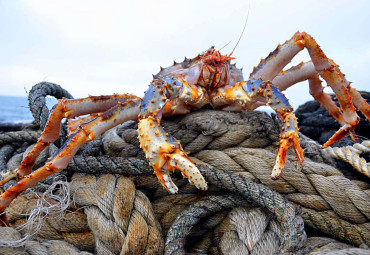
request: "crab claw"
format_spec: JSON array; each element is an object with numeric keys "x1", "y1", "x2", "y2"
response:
[
  {"x1": 138, "y1": 117, "x2": 207, "y2": 193},
  {"x1": 0, "y1": 169, "x2": 17, "y2": 187},
  {"x1": 322, "y1": 123, "x2": 358, "y2": 148},
  {"x1": 271, "y1": 112, "x2": 303, "y2": 179}
]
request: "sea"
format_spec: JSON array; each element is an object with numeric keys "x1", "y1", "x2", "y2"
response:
[
  {"x1": 0, "y1": 95, "x2": 275, "y2": 125},
  {"x1": 0, "y1": 95, "x2": 57, "y2": 124}
]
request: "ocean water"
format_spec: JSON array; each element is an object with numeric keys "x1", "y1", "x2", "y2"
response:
[
  {"x1": 0, "y1": 95, "x2": 57, "y2": 124},
  {"x1": 0, "y1": 95, "x2": 275, "y2": 125}
]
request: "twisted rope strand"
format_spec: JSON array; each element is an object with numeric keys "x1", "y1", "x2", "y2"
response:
[{"x1": 324, "y1": 140, "x2": 370, "y2": 177}]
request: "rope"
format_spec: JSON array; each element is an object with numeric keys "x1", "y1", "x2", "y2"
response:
[
  {"x1": 28, "y1": 82, "x2": 73, "y2": 128},
  {"x1": 0, "y1": 227, "x2": 93, "y2": 255},
  {"x1": 324, "y1": 140, "x2": 370, "y2": 177},
  {"x1": 66, "y1": 150, "x2": 370, "y2": 247},
  {"x1": 0, "y1": 145, "x2": 16, "y2": 171},
  {"x1": 164, "y1": 194, "x2": 304, "y2": 255},
  {"x1": 70, "y1": 173, "x2": 164, "y2": 255},
  {"x1": 2, "y1": 112, "x2": 369, "y2": 247},
  {"x1": 213, "y1": 207, "x2": 279, "y2": 254},
  {"x1": 299, "y1": 237, "x2": 369, "y2": 254},
  {"x1": 0, "y1": 131, "x2": 41, "y2": 147},
  {"x1": 2, "y1": 180, "x2": 93, "y2": 251},
  {"x1": 1, "y1": 174, "x2": 164, "y2": 254},
  {"x1": 1, "y1": 83, "x2": 370, "y2": 254}
]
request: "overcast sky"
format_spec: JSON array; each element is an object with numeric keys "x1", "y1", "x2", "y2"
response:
[{"x1": 0, "y1": 0, "x2": 369, "y2": 109}]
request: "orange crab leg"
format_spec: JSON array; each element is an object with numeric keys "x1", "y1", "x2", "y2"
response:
[
  {"x1": 308, "y1": 75, "x2": 358, "y2": 141},
  {"x1": 67, "y1": 114, "x2": 99, "y2": 135},
  {"x1": 210, "y1": 76, "x2": 303, "y2": 179},
  {"x1": 272, "y1": 112, "x2": 303, "y2": 179},
  {"x1": 301, "y1": 32, "x2": 360, "y2": 147},
  {"x1": 271, "y1": 61, "x2": 316, "y2": 91},
  {"x1": 272, "y1": 65, "x2": 359, "y2": 141},
  {"x1": 0, "y1": 94, "x2": 138, "y2": 186},
  {"x1": 250, "y1": 32, "x2": 305, "y2": 81},
  {"x1": 348, "y1": 86, "x2": 370, "y2": 121},
  {"x1": 272, "y1": 64, "x2": 366, "y2": 143},
  {"x1": 251, "y1": 32, "x2": 365, "y2": 148},
  {"x1": 0, "y1": 99, "x2": 141, "y2": 218},
  {"x1": 263, "y1": 83, "x2": 303, "y2": 179}
]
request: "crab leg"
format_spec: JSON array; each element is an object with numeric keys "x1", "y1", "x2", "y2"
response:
[
  {"x1": 271, "y1": 62, "x2": 348, "y2": 127},
  {"x1": 138, "y1": 77, "x2": 208, "y2": 193},
  {"x1": 250, "y1": 32, "x2": 365, "y2": 147},
  {"x1": 272, "y1": 63, "x2": 370, "y2": 143},
  {"x1": 266, "y1": 83, "x2": 303, "y2": 179},
  {"x1": 302, "y1": 33, "x2": 360, "y2": 146},
  {"x1": 271, "y1": 61, "x2": 316, "y2": 91},
  {"x1": 209, "y1": 77, "x2": 303, "y2": 179},
  {"x1": 0, "y1": 94, "x2": 138, "y2": 185},
  {"x1": 0, "y1": 99, "x2": 141, "y2": 215},
  {"x1": 67, "y1": 114, "x2": 99, "y2": 135},
  {"x1": 256, "y1": 79, "x2": 303, "y2": 179},
  {"x1": 347, "y1": 86, "x2": 370, "y2": 121}
]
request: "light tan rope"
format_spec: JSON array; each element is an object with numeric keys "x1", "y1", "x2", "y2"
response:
[
  {"x1": 71, "y1": 173, "x2": 164, "y2": 255},
  {"x1": 324, "y1": 140, "x2": 370, "y2": 177}
]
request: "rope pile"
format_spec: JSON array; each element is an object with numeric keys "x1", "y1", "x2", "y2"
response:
[{"x1": 0, "y1": 82, "x2": 369, "y2": 254}]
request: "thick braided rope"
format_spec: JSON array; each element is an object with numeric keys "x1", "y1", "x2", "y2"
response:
[
  {"x1": 193, "y1": 149, "x2": 370, "y2": 246},
  {"x1": 69, "y1": 125, "x2": 370, "y2": 247},
  {"x1": 2, "y1": 188, "x2": 366, "y2": 254},
  {"x1": 2, "y1": 176, "x2": 300, "y2": 254},
  {"x1": 165, "y1": 194, "x2": 305, "y2": 255},
  {"x1": 0, "y1": 131, "x2": 41, "y2": 147},
  {"x1": 212, "y1": 207, "x2": 281, "y2": 254},
  {"x1": 0, "y1": 145, "x2": 16, "y2": 171},
  {"x1": 70, "y1": 173, "x2": 164, "y2": 255},
  {"x1": 1, "y1": 180, "x2": 95, "y2": 251},
  {"x1": 2, "y1": 111, "x2": 369, "y2": 247},
  {"x1": 6, "y1": 117, "x2": 366, "y2": 247},
  {"x1": 300, "y1": 237, "x2": 369, "y2": 254},
  {"x1": 324, "y1": 140, "x2": 370, "y2": 177},
  {"x1": 65, "y1": 138, "x2": 370, "y2": 247},
  {"x1": 28, "y1": 82, "x2": 73, "y2": 128},
  {"x1": 196, "y1": 164, "x2": 307, "y2": 253},
  {"x1": 0, "y1": 227, "x2": 92, "y2": 255}
]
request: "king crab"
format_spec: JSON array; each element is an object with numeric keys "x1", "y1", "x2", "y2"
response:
[{"x1": 1, "y1": 32, "x2": 369, "y2": 225}]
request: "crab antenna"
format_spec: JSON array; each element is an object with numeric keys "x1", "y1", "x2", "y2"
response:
[
  {"x1": 228, "y1": 5, "x2": 251, "y2": 57},
  {"x1": 218, "y1": 40, "x2": 232, "y2": 52}
]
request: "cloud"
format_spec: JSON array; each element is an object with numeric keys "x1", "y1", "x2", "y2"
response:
[{"x1": 1, "y1": 0, "x2": 369, "y2": 110}]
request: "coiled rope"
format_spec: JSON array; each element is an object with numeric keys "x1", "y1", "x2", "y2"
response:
[
  {"x1": 0, "y1": 83, "x2": 369, "y2": 254},
  {"x1": 27, "y1": 82, "x2": 73, "y2": 128}
]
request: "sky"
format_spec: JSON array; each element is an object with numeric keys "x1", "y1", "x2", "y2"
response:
[{"x1": 0, "y1": 0, "x2": 369, "y2": 110}]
